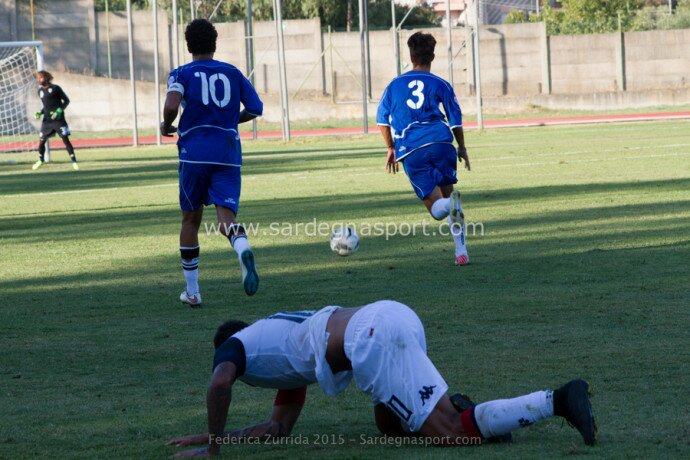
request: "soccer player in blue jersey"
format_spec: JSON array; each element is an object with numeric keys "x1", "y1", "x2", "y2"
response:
[
  {"x1": 161, "y1": 19, "x2": 263, "y2": 306},
  {"x1": 377, "y1": 32, "x2": 471, "y2": 266}
]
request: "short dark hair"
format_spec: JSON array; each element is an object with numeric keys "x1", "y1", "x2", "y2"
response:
[
  {"x1": 407, "y1": 32, "x2": 436, "y2": 66},
  {"x1": 36, "y1": 70, "x2": 53, "y2": 83},
  {"x1": 214, "y1": 320, "x2": 249, "y2": 349},
  {"x1": 185, "y1": 19, "x2": 218, "y2": 55}
]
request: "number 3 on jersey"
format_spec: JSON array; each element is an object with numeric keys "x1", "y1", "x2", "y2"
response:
[
  {"x1": 406, "y1": 80, "x2": 425, "y2": 109},
  {"x1": 194, "y1": 71, "x2": 231, "y2": 107}
]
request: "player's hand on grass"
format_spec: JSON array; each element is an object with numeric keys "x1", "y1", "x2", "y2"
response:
[
  {"x1": 173, "y1": 447, "x2": 214, "y2": 458},
  {"x1": 167, "y1": 433, "x2": 209, "y2": 447},
  {"x1": 386, "y1": 147, "x2": 399, "y2": 174},
  {"x1": 161, "y1": 122, "x2": 178, "y2": 137},
  {"x1": 457, "y1": 146, "x2": 471, "y2": 171}
]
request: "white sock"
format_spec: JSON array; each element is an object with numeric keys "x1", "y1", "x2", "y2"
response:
[
  {"x1": 231, "y1": 235, "x2": 251, "y2": 278},
  {"x1": 180, "y1": 246, "x2": 200, "y2": 295},
  {"x1": 182, "y1": 266, "x2": 199, "y2": 295},
  {"x1": 474, "y1": 391, "x2": 554, "y2": 438},
  {"x1": 447, "y1": 215, "x2": 467, "y2": 257},
  {"x1": 430, "y1": 198, "x2": 450, "y2": 220},
  {"x1": 232, "y1": 235, "x2": 250, "y2": 257}
]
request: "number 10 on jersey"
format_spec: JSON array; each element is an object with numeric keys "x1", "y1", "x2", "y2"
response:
[{"x1": 194, "y1": 71, "x2": 231, "y2": 107}]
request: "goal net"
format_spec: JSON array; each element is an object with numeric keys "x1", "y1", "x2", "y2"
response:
[{"x1": 0, "y1": 41, "x2": 44, "y2": 156}]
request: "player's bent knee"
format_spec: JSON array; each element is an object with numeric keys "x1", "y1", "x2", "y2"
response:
[{"x1": 374, "y1": 404, "x2": 406, "y2": 436}]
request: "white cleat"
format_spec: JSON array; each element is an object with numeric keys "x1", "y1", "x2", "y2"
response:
[
  {"x1": 449, "y1": 190, "x2": 465, "y2": 227},
  {"x1": 180, "y1": 290, "x2": 202, "y2": 307}
]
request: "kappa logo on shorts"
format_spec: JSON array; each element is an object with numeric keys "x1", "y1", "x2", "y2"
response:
[{"x1": 419, "y1": 385, "x2": 436, "y2": 406}]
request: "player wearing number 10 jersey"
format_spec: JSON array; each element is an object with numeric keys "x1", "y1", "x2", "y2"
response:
[
  {"x1": 377, "y1": 32, "x2": 471, "y2": 266},
  {"x1": 162, "y1": 19, "x2": 263, "y2": 306}
]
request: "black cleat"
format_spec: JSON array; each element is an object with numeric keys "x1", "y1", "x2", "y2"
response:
[
  {"x1": 555, "y1": 379, "x2": 597, "y2": 446},
  {"x1": 450, "y1": 392, "x2": 513, "y2": 444}
]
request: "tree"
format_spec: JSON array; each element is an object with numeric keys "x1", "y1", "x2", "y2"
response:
[
  {"x1": 556, "y1": 0, "x2": 644, "y2": 33},
  {"x1": 631, "y1": 0, "x2": 690, "y2": 30},
  {"x1": 505, "y1": 0, "x2": 655, "y2": 34},
  {"x1": 94, "y1": 0, "x2": 439, "y2": 30}
]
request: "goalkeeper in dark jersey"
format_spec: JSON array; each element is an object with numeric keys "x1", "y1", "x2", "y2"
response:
[{"x1": 32, "y1": 70, "x2": 78, "y2": 171}]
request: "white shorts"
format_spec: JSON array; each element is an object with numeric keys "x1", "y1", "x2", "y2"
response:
[{"x1": 343, "y1": 300, "x2": 448, "y2": 432}]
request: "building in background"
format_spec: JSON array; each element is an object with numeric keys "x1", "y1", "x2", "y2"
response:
[
  {"x1": 395, "y1": 0, "x2": 562, "y2": 26},
  {"x1": 397, "y1": 0, "x2": 468, "y2": 26}
]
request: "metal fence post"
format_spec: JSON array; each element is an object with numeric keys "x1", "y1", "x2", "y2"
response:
[
  {"x1": 358, "y1": 0, "x2": 368, "y2": 133},
  {"x1": 127, "y1": 0, "x2": 139, "y2": 146},
  {"x1": 446, "y1": 0, "x2": 453, "y2": 87},
  {"x1": 541, "y1": 20, "x2": 551, "y2": 94}
]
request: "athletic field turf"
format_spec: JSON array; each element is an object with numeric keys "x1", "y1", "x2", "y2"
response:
[{"x1": 1, "y1": 121, "x2": 688, "y2": 458}]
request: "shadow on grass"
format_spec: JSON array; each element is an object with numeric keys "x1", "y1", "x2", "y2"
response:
[
  {"x1": 3, "y1": 178, "x2": 689, "y2": 244},
  {"x1": 0, "y1": 150, "x2": 385, "y2": 196},
  {"x1": 1, "y1": 179, "x2": 688, "y2": 457}
]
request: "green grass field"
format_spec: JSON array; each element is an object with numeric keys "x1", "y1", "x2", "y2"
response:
[{"x1": 1, "y1": 121, "x2": 689, "y2": 459}]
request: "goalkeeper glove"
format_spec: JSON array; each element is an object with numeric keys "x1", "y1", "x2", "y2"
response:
[
  {"x1": 34, "y1": 111, "x2": 42, "y2": 120},
  {"x1": 50, "y1": 107, "x2": 64, "y2": 120}
]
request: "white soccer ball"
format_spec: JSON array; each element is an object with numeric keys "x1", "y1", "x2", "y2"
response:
[{"x1": 330, "y1": 225, "x2": 360, "y2": 256}]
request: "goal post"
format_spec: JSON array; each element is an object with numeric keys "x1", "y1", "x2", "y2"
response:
[{"x1": 0, "y1": 41, "x2": 50, "y2": 160}]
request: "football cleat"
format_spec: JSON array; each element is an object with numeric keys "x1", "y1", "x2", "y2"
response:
[
  {"x1": 556, "y1": 379, "x2": 597, "y2": 446},
  {"x1": 450, "y1": 393, "x2": 512, "y2": 444},
  {"x1": 72, "y1": 162, "x2": 79, "y2": 171},
  {"x1": 180, "y1": 290, "x2": 202, "y2": 307},
  {"x1": 240, "y1": 250, "x2": 259, "y2": 296},
  {"x1": 31, "y1": 160, "x2": 43, "y2": 170},
  {"x1": 455, "y1": 254, "x2": 470, "y2": 266},
  {"x1": 449, "y1": 189, "x2": 465, "y2": 227}
]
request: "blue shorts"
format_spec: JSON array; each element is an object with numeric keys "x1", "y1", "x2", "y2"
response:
[
  {"x1": 401, "y1": 143, "x2": 457, "y2": 200},
  {"x1": 178, "y1": 162, "x2": 241, "y2": 214}
]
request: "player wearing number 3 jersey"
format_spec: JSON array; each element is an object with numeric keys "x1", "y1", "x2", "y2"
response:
[
  {"x1": 377, "y1": 32, "x2": 471, "y2": 266},
  {"x1": 162, "y1": 19, "x2": 263, "y2": 306}
]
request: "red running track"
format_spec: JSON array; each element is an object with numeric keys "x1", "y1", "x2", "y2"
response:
[{"x1": 2, "y1": 111, "x2": 689, "y2": 152}]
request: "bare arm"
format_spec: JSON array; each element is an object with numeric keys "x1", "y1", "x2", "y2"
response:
[
  {"x1": 212, "y1": 400, "x2": 302, "y2": 442},
  {"x1": 206, "y1": 362, "x2": 236, "y2": 455},
  {"x1": 452, "y1": 126, "x2": 470, "y2": 171},
  {"x1": 161, "y1": 91, "x2": 182, "y2": 136},
  {"x1": 168, "y1": 387, "x2": 305, "y2": 453},
  {"x1": 238, "y1": 109, "x2": 257, "y2": 124},
  {"x1": 379, "y1": 125, "x2": 399, "y2": 174}
]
